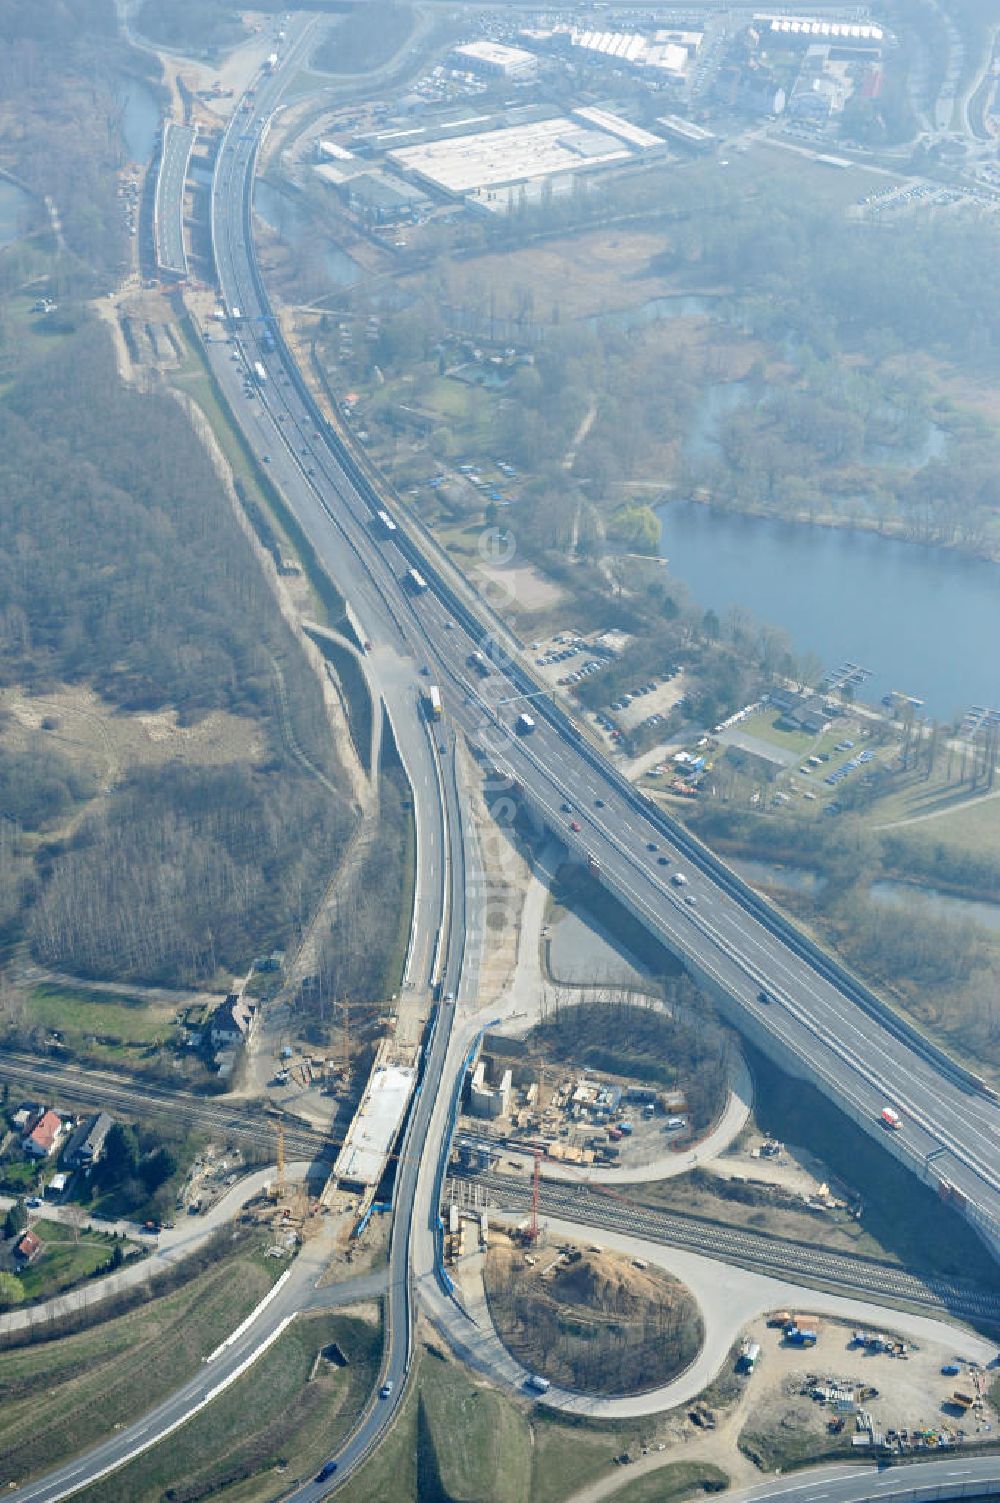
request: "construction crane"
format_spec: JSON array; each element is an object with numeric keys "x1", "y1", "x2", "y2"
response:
[
  {"x1": 336, "y1": 997, "x2": 394, "y2": 1087},
  {"x1": 273, "y1": 1120, "x2": 285, "y2": 1200},
  {"x1": 528, "y1": 1145, "x2": 542, "y2": 1244}
]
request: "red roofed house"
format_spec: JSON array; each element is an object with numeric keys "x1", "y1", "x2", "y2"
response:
[
  {"x1": 14, "y1": 1229, "x2": 42, "y2": 1265},
  {"x1": 24, "y1": 1108, "x2": 64, "y2": 1159}
]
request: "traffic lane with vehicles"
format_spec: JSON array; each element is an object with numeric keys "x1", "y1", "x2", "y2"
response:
[
  {"x1": 219, "y1": 50, "x2": 1000, "y2": 1258},
  {"x1": 218, "y1": 231, "x2": 1000, "y2": 1242},
  {"x1": 203, "y1": 330, "x2": 446, "y2": 1012},
  {"x1": 718, "y1": 1457, "x2": 1000, "y2": 1503},
  {"x1": 467, "y1": 705, "x2": 1000, "y2": 1214},
  {"x1": 283, "y1": 731, "x2": 471, "y2": 1499}
]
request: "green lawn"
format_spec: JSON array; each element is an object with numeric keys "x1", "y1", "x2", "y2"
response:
[
  {"x1": 27, "y1": 984, "x2": 178, "y2": 1048},
  {"x1": 12, "y1": 1219, "x2": 133, "y2": 1303},
  {"x1": 337, "y1": 1345, "x2": 651, "y2": 1503},
  {"x1": 71, "y1": 1308, "x2": 382, "y2": 1503},
  {"x1": 0, "y1": 1235, "x2": 284, "y2": 1487},
  {"x1": 603, "y1": 1460, "x2": 729, "y2": 1503}
]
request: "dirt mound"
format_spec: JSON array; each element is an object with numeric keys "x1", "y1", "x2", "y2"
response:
[{"x1": 485, "y1": 1241, "x2": 703, "y2": 1397}]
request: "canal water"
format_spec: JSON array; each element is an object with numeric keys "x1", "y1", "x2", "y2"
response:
[{"x1": 657, "y1": 498, "x2": 1000, "y2": 721}]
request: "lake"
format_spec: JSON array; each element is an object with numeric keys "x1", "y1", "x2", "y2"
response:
[{"x1": 657, "y1": 499, "x2": 1000, "y2": 721}]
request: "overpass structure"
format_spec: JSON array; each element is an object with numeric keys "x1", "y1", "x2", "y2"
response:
[
  {"x1": 153, "y1": 121, "x2": 196, "y2": 278},
  {"x1": 9, "y1": 24, "x2": 1000, "y2": 1503},
  {"x1": 207, "y1": 52, "x2": 1000, "y2": 1273}
]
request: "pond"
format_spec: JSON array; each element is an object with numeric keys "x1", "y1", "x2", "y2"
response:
[
  {"x1": 589, "y1": 293, "x2": 725, "y2": 334},
  {"x1": 657, "y1": 499, "x2": 1000, "y2": 721},
  {"x1": 730, "y1": 858, "x2": 1000, "y2": 936},
  {"x1": 119, "y1": 78, "x2": 161, "y2": 166}
]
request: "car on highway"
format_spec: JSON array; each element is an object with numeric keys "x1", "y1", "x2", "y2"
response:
[
  {"x1": 757, "y1": 989, "x2": 772, "y2": 1005},
  {"x1": 684, "y1": 894, "x2": 697, "y2": 906},
  {"x1": 315, "y1": 1460, "x2": 338, "y2": 1481},
  {"x1": 646, "y1": 842, "x2": 657, "y2": 851},
  {"x1": 560, "y1": 801, "x2": 572, "y2": 812},
  {"x1": 380, "y1": 1380, "x2": 394, "y2": 1399},
  {"x1": 595, "y1": 797, "x2": 605, "y2": 808},
  {"x1": 671, "y1": 872, "x2": 688, "y2": 886},
  {"x1": 657, "y1": 856, "x2": 669, "y2": 866},
  {"x1": 570, "y1": 820, "x2": 581, "y2": 832}
]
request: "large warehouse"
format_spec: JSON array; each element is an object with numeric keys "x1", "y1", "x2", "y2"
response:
[
  {"x1": 452, "y1": 40, "x2": 538, "y2": 80},
  {"x1": 387, "y1": 109, "x2": 665, "y2": 198}
]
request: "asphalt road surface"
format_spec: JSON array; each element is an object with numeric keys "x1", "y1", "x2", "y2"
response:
[
  {"x1": 207, "y1": 47, "x2": 1000, "y2": 1266},
  {"x1": 154, "y1": 121, "x2": 196, "y2": 277}
]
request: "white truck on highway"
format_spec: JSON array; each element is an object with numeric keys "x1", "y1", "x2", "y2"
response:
[{"x1": 252, "y1": 360, "x2": 267, "y2": 385}]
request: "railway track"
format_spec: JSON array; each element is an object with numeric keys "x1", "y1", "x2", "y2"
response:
[
  {"x1": 0, "y1": 1050, "x2": 330, "y2": 1162},
  {"x1": 452, "y1": 1171, "x2": 1000, "y2": 1324}
]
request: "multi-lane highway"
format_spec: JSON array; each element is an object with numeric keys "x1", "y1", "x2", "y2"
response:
[{"x1": 207, "y1": 41, "x2": 1000, "y2": 1270}]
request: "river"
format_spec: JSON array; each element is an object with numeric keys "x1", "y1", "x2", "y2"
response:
[
  {"x1": 657, "y1": 499, "x2": 1000, "y2": 721},
  {"x1": 255, "y1": 181, "x2": 361, "y2": 287}
]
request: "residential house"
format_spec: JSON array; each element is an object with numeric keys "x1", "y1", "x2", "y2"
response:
[
  {"x1": 14, "y1": 1229, "x2": 42, "y2": 1265},
  {"x1": 207, "y1": 992, "x2": 259, "y2": 1050},
  {"x1": 24, "y1": 1109, "x2": 64, "y2": 1159},
  {"x1": 63, "y1": 1111, "x2": 113, "y2": 1169}
]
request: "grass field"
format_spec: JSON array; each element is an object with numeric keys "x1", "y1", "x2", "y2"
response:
[
  {"x1": 26, "y1": 984, "x2": 178, "y2": 1048},
  {"x1": 0, "y1": 1236, "x2": 283, "y2": 1487},
  {"x1": 11, "y1": 1219, "x2": 133, "y2": 1303},
  {"x1": 336, "y1": 1343, "x2": 653, "y2": 1503},
  {"x1": 71, "y1": 1307, "x2": 382, "y2": 1503},
  {"x1": 603, "y1": 1460, "x2": 729, "y2": 1503}
]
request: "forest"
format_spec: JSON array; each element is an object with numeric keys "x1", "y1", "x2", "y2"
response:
[
  {"x1": 0, "y1": 0, "x2": 151, "y2": 286},
  {"x1": 0, "y1": 325, "x2": 354, "y2": 984}
]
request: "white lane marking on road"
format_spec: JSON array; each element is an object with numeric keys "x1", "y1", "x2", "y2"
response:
[
  {"x1": 35, "y1": 1316, "x2": 297, "y2": 1503},
  {"x1": 205, "y1": 1267, "x2": 291, "y2": 1362}
]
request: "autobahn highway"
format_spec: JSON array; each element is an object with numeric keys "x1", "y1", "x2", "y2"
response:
[
  {"x1": 7, "y1": 29, "x2": 999, "y2": 1503},
  {"x1": 454, "y1": 1171, "x2": 1000, "y2": 1325},
  {"x1": 208, "y1": 42, "x2": 1000, "y2": 1268}
]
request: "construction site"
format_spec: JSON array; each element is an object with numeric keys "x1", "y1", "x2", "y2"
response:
[{"x1": 451, "y1": 1031, "x2": 698, "y2": 1179}]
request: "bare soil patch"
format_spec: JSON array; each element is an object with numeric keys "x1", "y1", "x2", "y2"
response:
[{"x1": 484, "y1": 1235, "x2": 702, "y2": 1396}]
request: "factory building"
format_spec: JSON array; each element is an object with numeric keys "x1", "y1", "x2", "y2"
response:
[
  {"x1": 452, "y1": 40, "x2": 538, "y2": 81},
  {"x1": 657, "y1": 114, "x2": 717, "y2": 153},
  {"x1": 388, "y1": 110, "x2": 665, "y2": 200}
]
